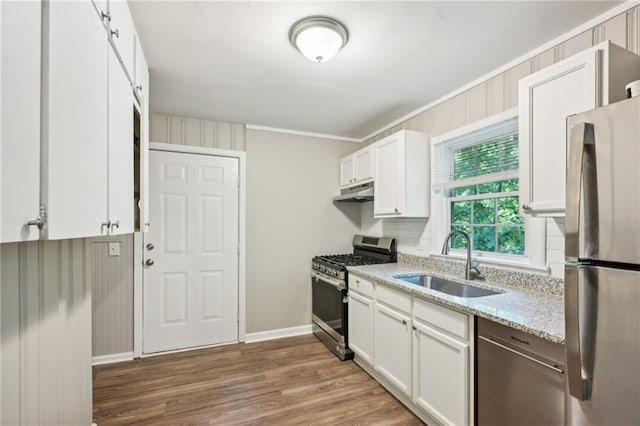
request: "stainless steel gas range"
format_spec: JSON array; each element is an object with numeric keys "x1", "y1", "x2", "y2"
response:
[{"x1": 311, "y1": 235, "x2": 396, "y2": 360}]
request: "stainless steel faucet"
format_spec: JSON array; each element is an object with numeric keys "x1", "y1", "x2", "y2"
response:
[{"x1": 441, "y1": 230, "x2": 481, "y2": 280}]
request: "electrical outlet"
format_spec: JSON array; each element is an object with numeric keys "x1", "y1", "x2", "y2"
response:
[{"x1": 109, "y1": 242, "x2": 120, "y2": 257}]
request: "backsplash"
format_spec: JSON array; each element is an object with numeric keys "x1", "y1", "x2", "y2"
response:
[
  {"x1": 399, "y1": 252, "x2": 564, "y2": 296},
  {"x1": 360, "y1": 202, "x2": 566, "y2": 279},
  {"x1": 359, "y1": 202, "x2": 431, "y2": 249}
]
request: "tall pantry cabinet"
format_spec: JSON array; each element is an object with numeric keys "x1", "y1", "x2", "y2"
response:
[
  {"x1": 0, "y1": 1, "x2": 149, "y2": 242},
  {"x1": 0, "y1": 1, "x2": 42, "y2": 242}
]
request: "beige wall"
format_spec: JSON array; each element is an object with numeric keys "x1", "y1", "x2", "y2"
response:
[
  {"x1": 245, "y1": 129, "x2": 360, "y2": 333},
  {"x1": 359, "y1": 5, "x2": 640, "y2": 278},
  {"x1": 1, "y1": 240, "x2": 92, "y2": 425}
]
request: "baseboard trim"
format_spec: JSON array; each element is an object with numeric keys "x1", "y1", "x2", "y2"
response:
[
  {"x1": 92, "y1": 352, "x2": 134, "y2": 366},
  {"x1": 245, "y1": 324, "x2": 312, "y2": 343}
]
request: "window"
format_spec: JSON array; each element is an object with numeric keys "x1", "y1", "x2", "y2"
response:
[
  {"x1": 449, "y1": 136, "x2": 524, "y2": 254},
  {"x1": 433, "y1": 113, "x2": 527, "y2": 259}
]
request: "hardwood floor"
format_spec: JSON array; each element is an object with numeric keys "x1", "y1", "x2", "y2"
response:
[{"x1": 93, "y1": 335, "x2": 423, "y2": 425}]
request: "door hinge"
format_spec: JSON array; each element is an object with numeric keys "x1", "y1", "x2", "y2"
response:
[
  {"x1": 237, "y1": 312, "x2": 240, "y2": 323},
  {"x1": 237, "y1": 175, "x2": 240, "y2": 188},
  {"x1": 237, "y1": 244, "x2": 240, "y2": 255}
]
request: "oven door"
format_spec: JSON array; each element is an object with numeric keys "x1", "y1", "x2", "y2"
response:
[{"x1": 311, "y1": 272, "x2": 347, "y2": 343}]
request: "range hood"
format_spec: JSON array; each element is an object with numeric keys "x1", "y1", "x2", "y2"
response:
[{"x1": 333, "y1": 181, "x2": 374, "y2": 202}]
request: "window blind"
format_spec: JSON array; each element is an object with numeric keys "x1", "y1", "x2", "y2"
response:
[{"x1": 432, "y1": 116, "x2": 518, "y2": 192}]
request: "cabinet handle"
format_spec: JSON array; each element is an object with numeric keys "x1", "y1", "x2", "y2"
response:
[
  {"x1": 111, "y1": 28, "x2": 120, "y2": 39},
  {"x1": 412, "y1": 325, "x2": 417, "y2": 331},
  {"x1": 111, "y1": 220, "x2": 120, "y2": 230},
  {"x1": 402, "y1": 319, "x2": 408, "y2": 325},
  {"x1": 101, "y1": 221, "x2": 111, "y2": 233},
  {"x1": 27, "y1": 217, "x2": 45, "y2": 230},
  {"x1": 521, "y1": 204, "x2": 531, "y2": 211},
  {"x1": 136, "y1": 84, "x2": 143, "y2": 91},
  {"x1": 394, "y1": 208, "x2": 399, "y2": 213},
  {"x1": 145, "y1": 259, "x2": 154, "y2": 266},
  {"x1": 27, "y1": 206, "x2": 47, "y2": 231},
  {"x1": 146, "y1": 243, "x2": 154, "y2": 251},
  {"x1": 101, "y1": 10, "x2": 111, "y2": 22}
]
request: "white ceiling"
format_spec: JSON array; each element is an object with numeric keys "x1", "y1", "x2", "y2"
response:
[{"x1": 128, "y1": 1, "x2": 622, "y2": 140}]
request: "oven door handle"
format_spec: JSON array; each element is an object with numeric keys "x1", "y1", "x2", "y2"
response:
[{"x1": 311, "y1": 272, "x2": 346, "y2": 291}]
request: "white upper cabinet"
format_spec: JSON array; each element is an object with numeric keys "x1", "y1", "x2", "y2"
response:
[
  {"x1": 339, "y1": 145, "x2": 374, "y2": 188},
  {"x1": 354, "y1": 148, "x2": 374, "y2": 182},
  {"x1": 0, "y1": 0, "x2": 149, "y2": 242},
  {"x1": 107, "y1": 0, "x2": 135, "y2": 80},
  {"x1": 373, "y1": 130, "x2": 429, "y2": 218},
  {"x1": 339, "y1": 155, "x2": 355, "y2": 186},
  {"x1": 44, "y1": 0, "x2": 109, "y2": 240},
  {"x1": 0, "y1": 1, "x2": 42, "y2": 242},
  {"x1": 108, "y1": 48, "x2": 135, "y2": 235},
  {"x1": 519, "y1": 41, "x2": 640, "y2": 216}
]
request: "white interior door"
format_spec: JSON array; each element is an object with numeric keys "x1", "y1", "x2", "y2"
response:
[{"x1": 144, "y1": 149, "x2": 239, "y2": 354}]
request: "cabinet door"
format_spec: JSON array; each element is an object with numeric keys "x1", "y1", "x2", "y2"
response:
[
  {"x1": 413, "y1": 321, "x2": 469, "y2": 426},
  {"x1": 374, "y1": 135, "x2": 403, "y2": 216},
  {"x1": 108, "y1": 47, "x2": 134, "y2": 235},
  {"x1": 91, "y1": 0, "x2": 108, "y2": 21},
  {"x1": 108, "y1": 0, "x2": 135, "y2": 80},
  {"x1": 134, "y1": 37, "x2": 150, "y2": 231},
  {"x1": 0, "y1": 1, "x2": 41, "y2": 242},
  {"x1": 374, "y1": 303, "x2": 412, "y2": 397},
  {"x1": 354, "y1": 148, "x2": 373, "y2": 182},
  {"x1": 340, "y1": 155, "x2": 354, "y2": 187},
  {"x1": 519, "y1": 49, "x2": 599, "y2": 216},
  {"x1": 348, "y1": 291, "x2": 375, "y2": 365},
  {"x1": 45, "y1": 1, "x2": 109, "y2": 239}
]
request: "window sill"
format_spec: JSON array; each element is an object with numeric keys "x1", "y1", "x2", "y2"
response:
[{"x1": 429, "y1": 252, "x2": 551, "y2": 275}]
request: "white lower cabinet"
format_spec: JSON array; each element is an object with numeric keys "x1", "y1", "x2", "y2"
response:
[
  {"x1": 413, "y1": 320, "x2": 470, "y2": 426},
  {"x1": 349, "y1": 273, "x2": 473, "y2": 426},
  {"x1": 348, "y1": 290, "x2": 375, "y2": 365},
  {"x1": 374, "y1": 302, "x2": 413, "y2": 397}
]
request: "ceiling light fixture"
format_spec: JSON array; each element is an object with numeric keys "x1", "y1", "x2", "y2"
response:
[{"x1": 289, "y1": 16, "x2": 348, "y2": 63}]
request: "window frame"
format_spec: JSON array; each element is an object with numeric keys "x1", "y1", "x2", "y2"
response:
[{"x1": 430, "y1": 109, "x2": 547, "y2": 270}]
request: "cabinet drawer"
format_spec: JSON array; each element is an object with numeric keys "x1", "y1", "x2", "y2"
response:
[
  {"x1": 350, "y1": 274, "x2": 374, "y2": 298},
  {"x1": 414, "y1": 298, "x2": 469, "y2": 340},
  {"x1": 376, "y1": 284, "x2": 411, "y2": 314}
]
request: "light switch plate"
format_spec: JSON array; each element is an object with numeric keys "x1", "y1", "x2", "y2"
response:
[{"x1": 109, "y1": 242, "x2": 120, "y2": 257}]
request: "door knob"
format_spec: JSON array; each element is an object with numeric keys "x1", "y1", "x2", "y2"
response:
[
  {"x1": 146, "y1": 243, "x2": 154, "y2": 251},
  {"x1": 145, "y1": 259, "x2": 154, "y2": 266}
]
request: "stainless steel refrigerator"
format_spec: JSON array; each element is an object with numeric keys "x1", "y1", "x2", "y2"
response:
[{"x1": 565, "y1": 95, "x2": 640, "y2": 425}]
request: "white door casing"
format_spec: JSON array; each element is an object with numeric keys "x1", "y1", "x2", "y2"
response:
[{"x1": 144, "y1": 148, "x2": 239, "y2": 354}]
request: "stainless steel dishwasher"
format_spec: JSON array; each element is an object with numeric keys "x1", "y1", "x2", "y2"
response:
[{"x1": 477, "y1": 318, "x2": 565, "y2": 425}]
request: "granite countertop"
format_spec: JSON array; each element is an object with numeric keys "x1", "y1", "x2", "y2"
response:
[{"x1": 347, "y1": 263, "x2": 565, "y2": 344}]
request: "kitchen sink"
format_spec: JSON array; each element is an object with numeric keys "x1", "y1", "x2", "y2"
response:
[{"x1": 394, "y1": 274, "x2": 501, "y2": 298}]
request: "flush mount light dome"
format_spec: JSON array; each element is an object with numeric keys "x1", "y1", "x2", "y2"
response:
[{"x1": 289, "y1": 16, "x2": 348, "y2": 63}]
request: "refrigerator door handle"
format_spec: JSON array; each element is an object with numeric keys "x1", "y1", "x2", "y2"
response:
[
  {"x1": 565, "y1": 122, "x2": 597, "y2": 261},
  {"x1": 565, "y1": 265, "x2": 595, "y2": 401}
]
